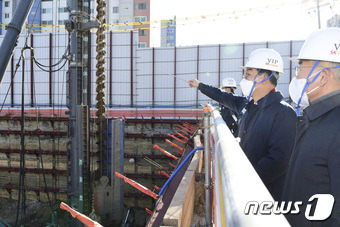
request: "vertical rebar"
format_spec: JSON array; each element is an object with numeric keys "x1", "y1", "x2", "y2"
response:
[{"x1": 203, "y1": 110, "x2": 212, "y2": 226}]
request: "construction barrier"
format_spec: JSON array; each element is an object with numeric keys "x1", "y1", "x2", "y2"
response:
[{"x1": 207, "y1": 105, "x2": 290, "y2": 227}]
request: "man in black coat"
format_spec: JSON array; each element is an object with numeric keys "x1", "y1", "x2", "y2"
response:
[
  {"x1": 198, "y1": 77, "x2": 239, "y2": 134},
  {"x1": 189, "y1": 48, "x2": 296, "y2": 200},
  {"x1": 282, "y1": 28, "x2": 340, "y2": 227}
]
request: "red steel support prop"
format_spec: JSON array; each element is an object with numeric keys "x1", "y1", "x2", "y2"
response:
[
  {"x1": 60, "y1": 202, "x2": 103, "y2": 227},
  {"x1": 169, "y1": 162, "x2": 176, "y2": 168},
  {"x1": 183, "y1": 122, "x2": 196, "y2": 131},
  {"x1": 165, "y1": 139, "x2": 184, "y2": 151},
  {"x1": 115, "y1": 172, "x2": 159, "y2": 200},
  {"x1": 167, "y1": 133, "x2": 185, "y2": 144},
  {"x1": 175, "y1": 131, "x2": 189, "y2": 141},
  {"x1": 176, "y1": 127, "x2": 190, "y2": 136},
  {"x1": 153, "y1": 144, "x2": 178, "y2": 161},
  {"x1": 177, "y1": 125, "x2": 193, "y2": 134},
  {"x1": 159, "y1": 171, "x2": 170, "y2": 178},
  {"x1": 146, "y1": 208, "x2": 153, "y2": 215},
  {"x1": 154, "y1": 185, "x2": 160, "y2": 190}
]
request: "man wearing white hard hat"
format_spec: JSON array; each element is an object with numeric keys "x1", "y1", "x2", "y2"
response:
[
  {"x1": 219, "y1": 78, "x2": 239, "y2": 133},
  {"x1": 193, "y1": 76, "x2": 239, "y2": 133},
  {"x1": 282, "y1": 28, "x2": 340, "y2": 227},
  {"x1": 189, "y1": 48, "x2": 296, "y2": 200}
]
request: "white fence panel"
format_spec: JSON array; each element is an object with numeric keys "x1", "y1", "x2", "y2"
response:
[{"x1": 0, "y1": 31, "x2": 306, "y2": 108}]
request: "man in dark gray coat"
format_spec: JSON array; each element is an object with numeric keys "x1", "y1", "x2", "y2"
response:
[
  {"x1": 189, "y1": 48, "x2": 296, "y2": 200},
  {"x1": 282, "y1": 28, "x2": 340, "y2": 227}
]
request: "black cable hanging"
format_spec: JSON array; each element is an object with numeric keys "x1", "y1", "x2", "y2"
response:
[{"x1": 14, "y1": 45, "x2": 31, "y2": 227}]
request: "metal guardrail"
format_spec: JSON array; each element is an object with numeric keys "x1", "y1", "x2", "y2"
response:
[{"x1": 207, "y1": 105, "x2": 290, "y2": 227}]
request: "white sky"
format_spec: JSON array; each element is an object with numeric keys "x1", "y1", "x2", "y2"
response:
[{"x1": 150, "y1": 0, "x2": 340, "y2": 47}]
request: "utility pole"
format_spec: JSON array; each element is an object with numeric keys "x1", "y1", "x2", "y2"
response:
[{"x1": 317, "y1": 0, "x2": 321, "y2": 29}]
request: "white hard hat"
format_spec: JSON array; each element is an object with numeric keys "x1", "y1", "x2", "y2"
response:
[
  {"x1": 290, "y1": 28, "x2": 340, "y2": 63},
  {"x1": 221, "y1": 78, "x2": 237, "y2": 89},
  {"x1": 240, "y1": 48, "x2": 284, "y2": 74}
]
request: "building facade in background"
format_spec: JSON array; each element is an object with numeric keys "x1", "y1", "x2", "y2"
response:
[
  {"x1": 160, "y1": 17, "x2": 176, "y2": 47},
  {"x1": 327, "y1": 14, "x2": 340, "y2": 27},
  {"x1": 0, "y1": 0, "x2": 150, "y2": 47},
  {"x1": 0, "y1": 0, "x2": 2, "y2": 35}
]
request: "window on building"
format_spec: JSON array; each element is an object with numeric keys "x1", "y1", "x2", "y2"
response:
[
  {"x1": 167, "y1": 36, "x2": 174, "y2": 40},
  {"x1": 134, "y1": 3, "x2": 147, "y2": 10},
  {"x1": 113, "y1": 19, "x2": 119, "y2": 24},
  {"x1": 42, "y1": 20, "x2": 53, "y2": 25},
  {"x1": 138, "y1": 43, "x2": 147, "y2": 48},
  {"x1": 138, "y1": 29, "x2": 146, "y2": 36},
  {"x1": 4, "y1": 1, "x2": 9, "y2": 7},
  {"x1": 43, "y1": 8, "x2": 52, "y2": 14},
  {"x1": 113, "y1": 7, "x2": 119, "y2": 13},
  {"x1": 58, "y1": 7, "x2": 68, "y2": 13},
  {"x1": 4, "y1": 13, "x2": 10, "y2": 19},
  {"x1": 167, "y1": 43, "x2": 174, "y2": 47},
  {"x1": 134, "y1": 16, "x2": 147, "y2": 22},
  {"x1": 91, "y1": 9, "x2": 94, "y2": 14},
  {"x1": 58, "y1": 20, "x2": 67, "y2": 25}
]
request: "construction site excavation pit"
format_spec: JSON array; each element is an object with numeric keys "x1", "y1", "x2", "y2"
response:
[{"x1": 0, "y1": 114, "x2": 205, "y2": 226}]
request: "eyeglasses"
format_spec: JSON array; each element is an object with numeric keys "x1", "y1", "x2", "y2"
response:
[
  {"x1": 295, "y1": 65, "x2": 324, "y2": 79},
  {"x1": 242, "y1": 74, "x2": 251, "y2": 79},
  {"x1": 294, "y1": 66, "x2": 306, "y2": 76}
]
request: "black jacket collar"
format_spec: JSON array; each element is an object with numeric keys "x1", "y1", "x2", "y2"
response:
[
  {"x1": 256, "y1": 91, "x2": 284, "y2": 109},
  {"x1": 305, "y1": 91, "x2": 340, "y2": 121}
]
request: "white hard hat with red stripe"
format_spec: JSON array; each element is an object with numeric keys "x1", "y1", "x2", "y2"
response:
[
  {"x1": 290, "y1": 27, "x2": 340, "y2": 63},
  {"x1": 240, "y1": 48, "x2": 284, "y2": 74}
]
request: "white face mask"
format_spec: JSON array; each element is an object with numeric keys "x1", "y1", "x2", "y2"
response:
[
  {"x1": 289, "y1": 77, "x2": 310, "y2": 107},
  {"x1": 288, "y1": 69, "x2": 322, "y2": 108},
  {"x1": 240, "y1": 75, "x2": 264, "y2": 100},
  {"x1": 240, "y1": 78, "x2": 254, "y2": 98}
]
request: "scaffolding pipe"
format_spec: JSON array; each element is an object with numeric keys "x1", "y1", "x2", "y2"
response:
[
  {"x1": 203, "y1": 109, "x2": 212, "y2": 226},
  {"x1": 0, "y1": 0, "x2": 35, "y2": 86}
]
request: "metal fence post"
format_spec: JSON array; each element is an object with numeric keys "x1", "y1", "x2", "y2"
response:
[{"x1": 203, "y1": 108, "x2": 212, "y2": 226}]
